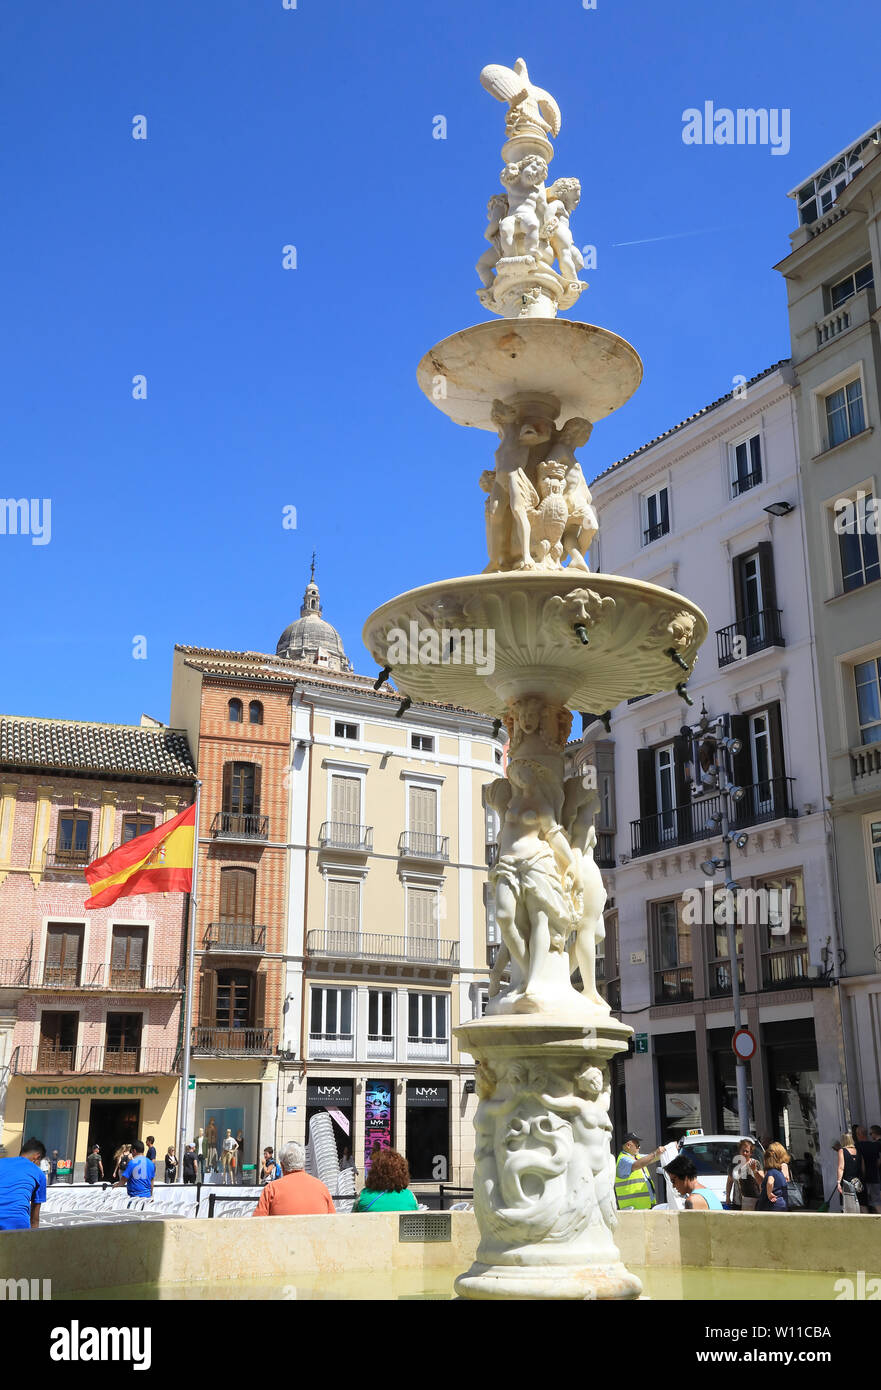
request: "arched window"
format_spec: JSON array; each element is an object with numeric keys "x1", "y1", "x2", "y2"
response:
[
  {"x1": 228, "y1": 698, "x2": 243, "y2": 723},
  {"x1": 248, "y1": 700, "x2": 263, "y2": 725}
]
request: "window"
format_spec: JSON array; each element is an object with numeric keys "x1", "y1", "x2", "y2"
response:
[
  {"x1": 216, "y1": 971, "x2": 255, "y2": 1029},
  {"x1": 829, "y1": 263, "x2": 874, "y2": 310},
  {"x1": 730, "y1": 434, "x2": 762, "y2": 497},
  {"x1": 310, "y1": 986, "x2": 353, "y2": 1040},
  {"x1": 38, "y1": 1011, "x2": 78, "y2": 1070},
  {"x1": 218, "y1": 867, "x2": 256, "y2": 923},
  {"x1": 199, "y1": 967, "x2": 266, "y2": 1038},
  {"x1": 870, "y1": 820, "x2": 881, "y2": 884},
  {"x1": 407, "y1": 886, "x2": 439, "y2": 946},
  {"x1": 228, "y1": 698, "x2": 243, "y2": 723},
  {"x1": 408, "y1": 784, "x2": 438, "y2": 839},
  {"x1": 368, "y1": 989, "x2": 393, "y2": 1040},
  {"x1": 330, "y1": 775, "x2": 361, "y2": 837},
  {"x1": 760, "y1": 872, "x2": 808, "y2": 988},
  {"x1": 651, "y1": 900, "x2": 692, "y2": 1003},
  {"x1": 326, "y1": 878, "x2": 359, "y2": 947},
  {"x1": 731, "y1": 543, "x2": 780, "y2": 655},
  {"x1": 334, "y1": 721, "x2": 358, "y2": 740},
  {"x1": 837, "y1": 492, "x2": 881, "y2": 592},
  {"x1": 855, "y1": 658, "x2": 881, "y2": 745},
  {"x1": 122, "y1": 815, "x2": 154, "y2": 843},
  {"x1": 825, "y1": 379, "x2": 865, "y2": 448},
  {"x1": 411, "y1": 733, "x2": 435, "y2": 753},
  {"x1": 248, "y1": 701, "x2": 263, "y2": 725},
  {"x1": 221, "y1": 762, "x2": 260, "y2": 815},
  {"x1": 749, "y1": 711, "x2": 775, "y2": 812},
  {"x1": 655, "y1": 745, "x2": 676, "y2": 842},
  {"x1": 55, "y1": 812, "x2": 92, "y2": 863},
  {"x1": 110, "y1": 926, "x2": 147, "y2": 988},
  {"x1": 494, "y1": 748, "x2": 502, "y2": 764},
  {"x1": 408, "y1": 992, "x2": 448, "y2": 1042},
  {"x1": 707, "y1": 914, "x2": 744, "y2": 998},
  {"x1": 105, "y1": 1012, "x2": 142, "y2": 1072},
  {"x1": 43, "y1": 925, "x2": 84, "y2": 987},
  {"x1": 642, "y1": 487, "x2": 670, "y2": 545}
]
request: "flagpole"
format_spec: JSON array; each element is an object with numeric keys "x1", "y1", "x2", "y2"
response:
[{"x1": 177, "y1": 778, "x2": 202, "y2": 1178}]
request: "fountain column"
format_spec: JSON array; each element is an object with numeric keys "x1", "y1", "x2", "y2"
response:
[{"x1": 364, "y1": 57, "x2": 708, "y2": 1299}]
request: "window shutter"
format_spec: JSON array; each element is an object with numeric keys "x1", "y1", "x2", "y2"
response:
[
  {"x1": 221, "y1": 763, "x2": 233, "y2": 813},
  {"x1": 409, "y1": 786, "x2": 437, "y2": 836},
  {"x1": 327, "y1": 880, "x2": 358, "y2": 945},
  {"x1": 732, "y1": 554, "x2": 746, "y2": 627},
  {"x1": 45, "y1": 929, "x2": 64, "y2": 969},
  {"x1": 757, "y1": 542, "x2": 778, "y2": 617},
  {"x1": 253, "y1": 971, "x2": 266, "y2": 1031},
  {"x1": 729, "y1": 715, "x2": 752, "y2": 790},
  {"x1": 637, "y1": 749, "x2": 657, "y2": 819},
  {"x1": 331, "y1": 776, "x2": 360, "y2": 826},
  {"x1": 199, "y1": 968, "x2": 217, "y2": 1027},
  {"x1": 220, "y1": 868, "x2": 255, "y2": 924},
  {"x1": 252, "y1": 764, "x2": 262, "y2": 818},
  {"x1": 767, "y1": 702, "x2": 786, "y2": 781},
  {"x1": 111, "y1": 929, "x2": 128, "y2": 970},
  {"x1": 408, "y1": 887, "x2": 437, "y2": 941}
]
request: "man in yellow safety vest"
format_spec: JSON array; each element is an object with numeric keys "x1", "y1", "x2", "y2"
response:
[{"x1": 614, "y1": 1131, "x2": 664, "y2": 1210}]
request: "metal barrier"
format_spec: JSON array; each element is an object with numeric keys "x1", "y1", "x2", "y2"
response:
[{"x1": 438, "y1": 1185, "x2": 473, "y2": 1210}]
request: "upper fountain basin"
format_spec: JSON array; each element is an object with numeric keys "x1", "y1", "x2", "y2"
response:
[{"x1": 417, "y1": 319, "x2": 643, "y2": 429}]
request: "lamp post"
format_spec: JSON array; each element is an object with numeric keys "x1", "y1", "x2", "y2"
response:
[{"x1": 694, "y1": 713, "x2": 752, "y2": 1135}]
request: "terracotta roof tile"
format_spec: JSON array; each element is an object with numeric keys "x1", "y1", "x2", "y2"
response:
[{"x1": 0, "y1": 716, "x2": 196, "y2": 781}]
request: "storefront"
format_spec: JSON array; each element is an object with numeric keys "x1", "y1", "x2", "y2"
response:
[
  {"x1": 363, "y1": 1078, "x2": 394, "y2": 1172},
  {"x1": 405, "y1": 1079, "x2": 450, "y2": 1181},
  {"x1": 193, "y1": 1081, "x2": 262, "y2": 1183},
  {"x1": 709, "y1": 1026, "x2": 756, "y2": 1135},
  {"x1": 653, "y1": 1032, "x2": 700, "y2": 1142},
  {"x1": 305, "y1": 1078, "x2": 354, "y2": 1163},
  {"x1": 4, "y1": 1075, "x2": 179, "y2": 1181},
  {"x1": 762, "y1": 1019, "x2": 819, "y2": 1159}
]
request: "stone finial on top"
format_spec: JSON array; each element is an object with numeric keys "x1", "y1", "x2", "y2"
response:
[{"x1": 477, "y1": 58, "x2": 586, "y2": 321}]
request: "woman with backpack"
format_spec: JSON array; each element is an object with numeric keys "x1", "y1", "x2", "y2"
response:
[{"x1": 726, "y1": 1139, "x2": 764, "y2": 1211}]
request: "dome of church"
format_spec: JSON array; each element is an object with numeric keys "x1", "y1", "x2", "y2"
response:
[{"x1": 276, "y1": 571, "x2": 350, "y2": 672}]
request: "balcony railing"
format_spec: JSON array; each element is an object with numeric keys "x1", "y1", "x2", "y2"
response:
[
  {"x1": 0, "y1": 960, "x2": 182, "y2": 991},
  {"x1": 398, "y1": 831, "x2": 450, "y2": 862},
  {"x1": 43, "y1": 839, "x2": 100, "y2": 872},
  {"x1": 716, "y1": 608, "x2": 784, "y2": 667},
  {"x1": 630, "y1": 777, "x2": 798, "y2": 858},
  {"x1": 366, "y1": 1034, "x2": 395, "y2": 1059},
  {"x1": 406, "y1": 1037, "x2": 450, "y2": 1062},
  {"x1": 653, "y1": 965, "x2": 693, "y2": 1005},
  {"x1": 204, "y1": 923, "x2": 267, "y2": 953},
  {"x1": 707, "y1": 958, "x2": 745, "y2": 999},
  {"x1": 318, "y1": 821, "x2": 373, "y2": 852},
  {"x1": 643, "y1": 520, "x2": 669, "y2": 545},
  {"x1": 307, "y1": 1032, "x2": 355, "y2": 1059},
  {"x1": 762, "y1": 946, "x2": 810, "y2": 990},
  {"x1": 10, "y1": 1045, "x2": 178, "y2": 1075},
  {"x1": 851, "y1": 744, "x2": 881, "y2": 782},
  {"x1": 595, "y1": 832, "x2": 615, "y2": 868},
  {"x1": 731, "y1": 469, "x2": 762, "y2": 498},
  {"x1": 305, "y1": 929, "x2": 459, "y2": 966},
  {"x1": 191, "y1": 1026, "x2": 274, "y2": 1055},
  {"x1": 210, "y1": 812, "x2": 269, "y2": 840}
]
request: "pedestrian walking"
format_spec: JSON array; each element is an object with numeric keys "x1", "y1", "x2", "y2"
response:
[
  {"x1": 85, "y1": 1143, "x2": 104, "y2": 1185},
  {"x1": 725, "y1": 1139, "x2": 763, "y2": 1211},
  {"x1": 145, "y1": 1135, "x2": 157, "y2": 1163},
  {"x1": 164, "y1": 1146, "x2": 178, "y2": 1184},
  {"x1": 838, "y1": 1131, "x2": 864, "y2": 1214},
  {"x1": 112, "y1": 1143, "x2": 131, "y2": 1181},
  {"x1": 664, "y1": 1153, "x2": 726, "y2": 1211},
  {"x1": 353, "y1": 1147, "x2": 419, "y2": 1212},
  {"x1": 757, "y1": 1142, "x2": 791, "y2": 1211},
  {"x1": 250, "y1": 1142, "x2": 334, "y2": 1216},
  {"x1": 0, "y1": 1137, "x2": 47, "y2": 1231},
  {"x1": 614, "y1": 1132, "x2": 664, "y2": 1210}
]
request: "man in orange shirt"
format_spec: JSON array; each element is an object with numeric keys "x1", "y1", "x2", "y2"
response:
[{"x1": 251, "y1": 1142, "x2": 335, "y2": 1217}]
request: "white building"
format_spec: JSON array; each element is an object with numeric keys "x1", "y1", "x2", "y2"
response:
[{"x1": 585, "y1": 362, "x2": 844, "y2": 1193}]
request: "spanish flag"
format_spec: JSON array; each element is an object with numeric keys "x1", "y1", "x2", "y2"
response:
[{"x1": 84, "y1": 802, "x2": 196, "y2": 910}]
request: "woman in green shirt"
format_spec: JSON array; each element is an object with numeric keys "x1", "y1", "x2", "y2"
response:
[{"x1": 353, "y1": 1147, "x2": 420, "y2": 1212}]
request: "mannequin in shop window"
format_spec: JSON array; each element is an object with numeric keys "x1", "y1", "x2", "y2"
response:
[{"x1": 221, "y1": 1129, "x2": 238, "y2": 1185}]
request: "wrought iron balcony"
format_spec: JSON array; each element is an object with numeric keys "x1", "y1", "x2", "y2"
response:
[
  {"x1": 0, "y1": 960, "x2": 182, "y2": 991},
  {"x1": 318, "y1": 821, "x2": 373, "y2": 852},
  {"x1": 716, "y1": 608, "x2": 784, "y2": 667},
  {"x1": 707, "y1": 958, "x2": 745, "y2": 999},
  {"x1": 731, "y1": 468, "x2": 762, "y2": 497},
  {"x1": 43, "y1": 839, "x2": 100, "y2": 872},
  {"x1": 762, "y1": 946, "x2": 810, "y2": 990},
  {"x1": 191, "y1": 1026, "x2": 275, "y2": 1055},
  {"x1": 204, "y1": 922, "x2": 267, "y2": 953},
  {"x1": 630, "y1": 776, "x2": 797, "y2": 858},
  {"x1": 643, "y1": 520, "x2": 669, "y2": 545},
  {"x1": 398, "y1": 831, "x2": 449, "y2": 861},
  {"x1": 595, "y1": 832, "x2": 615, "y2": 868},
  {"x1": 305, "y1": 929, "x2": 459, "y2": 967},
  {"x1": 653, "y1": 965, "x2": 693, "y2": 1005},
  {"x1": 10, "y1": 1045, "x2": 178, "y2": 1075},
  {"x1": 210, "y1": 811, "x2": 268, "y2": 840}
]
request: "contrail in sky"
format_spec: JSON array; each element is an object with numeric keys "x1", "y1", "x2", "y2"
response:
[{"x1": 612, "y1": 227, "x2": 726, "y2": 246}]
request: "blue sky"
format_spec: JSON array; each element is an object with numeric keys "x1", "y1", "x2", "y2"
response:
[{"x1": 0, "y1": 0, "x2": 876, "y2": 726}]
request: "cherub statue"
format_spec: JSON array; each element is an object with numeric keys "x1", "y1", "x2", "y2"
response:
[
  {"x1": 476, "y1": 193, "x2": 508, "y2": 289},
  {"x1": 499, "y1": 156, "x2": 549, "y2": 259},
  {"x1": 543, "y1": 178, "x2": 584, "y2": 284},
  {"x1": 529, "y1": 457, "x2": 569, "y2": 568},
  {"x1": 561, "y1": 777, "x2": 609, "y2": 1010},
  {"x1": 542, "y1": 418, "x2": 597, "y2": 569},
  {"x1": 480, "y1": 58, "x2": 562, "y2": 139},
  {"x1": 481, "y1": 399, "x2": 551, "y2": 571}
]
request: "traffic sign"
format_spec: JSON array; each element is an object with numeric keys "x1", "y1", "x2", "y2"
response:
[
  {"x1": 188, "y1": 1076, "x2": 196, "y2": 1090},
  {"x1": 732, "y1": 1027, "x2": 756, "y2": 1061},
  {"x1": 634, "y1": 1033, "x2": 649, "y2": 1054}
]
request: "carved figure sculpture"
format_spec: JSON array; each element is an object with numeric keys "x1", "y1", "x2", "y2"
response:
[
  {"x1": 543, "y1": 177, "x2": 584, "y2": 283},
  {"x1": 561, "y1": 777, "x2": 610, "y2": 1010},
  {"x1": 499, "y1": 156, "x2": 549, "y2": 259},
  {"x1": 529, "y1": 457, "x2": 569, "y2": 567},
  {"x1": 481, "y1": 399, "x2": 551, "y2": 571},
  {"x1": 480, "y1": 58, "x2": 563, "y2": 139},
  {"x1": 543, "y1": 587, "x2": 616, "y2": 645},
  {"x1": 476, "y1": 194, "x2": 508, "y2": 289}
]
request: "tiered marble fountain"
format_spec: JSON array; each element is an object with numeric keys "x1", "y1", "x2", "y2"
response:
[{"x1": 364, "y1": 59, "x2": 708, "y2": 1300}]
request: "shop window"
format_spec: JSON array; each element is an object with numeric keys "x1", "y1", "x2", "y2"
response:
[
  {"x1": 655, "y1": 1040, "x2": 700, "y2": 1144},
  {"x1": 405, "y1": 1080, "x2": 450, "y2": 1181}
]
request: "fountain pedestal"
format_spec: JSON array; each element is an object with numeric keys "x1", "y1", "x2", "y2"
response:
[{"x1": 454, "y1": 1013, "x2": 642, "y2": 1300}]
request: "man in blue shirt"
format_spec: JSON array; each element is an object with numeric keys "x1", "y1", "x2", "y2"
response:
[
  {"x1": 116, "y1": 1139, "x2": 155, "y2": 1198},
  {"x1": 145, "y1": 1135, "x2": 157, "y2": 1163},
  {"x1": 0, "y1": 1136, "x2": 48, "y2": 1230}
]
